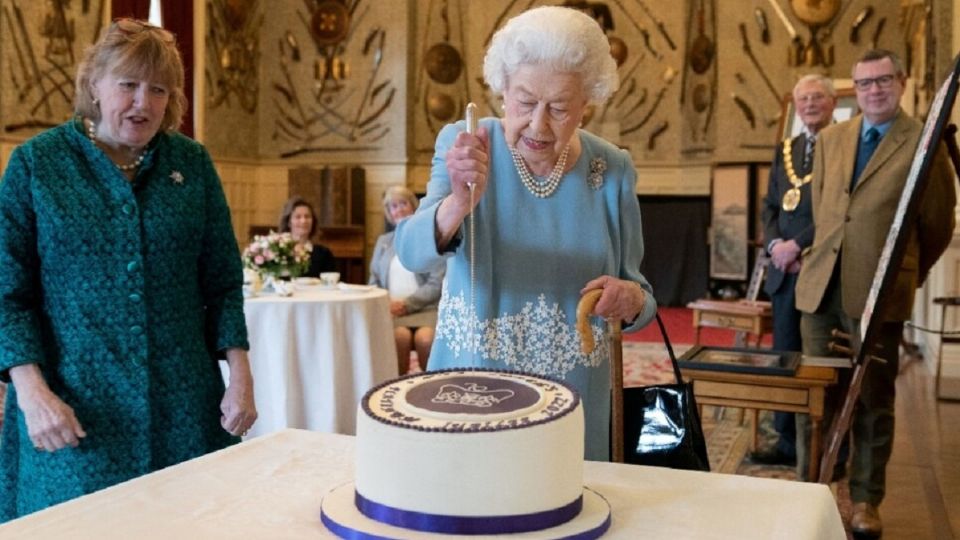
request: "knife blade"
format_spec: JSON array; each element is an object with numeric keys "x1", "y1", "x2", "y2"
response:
[
  {"x1": 850, "y1": 6, "x2": 874, "y2": 44},
  {"x1": 755, "y1": 8, "x2": 770, "y2": 44},
  {"x1": 732, "y1": 93, "x2": 756, "y2": 129}
]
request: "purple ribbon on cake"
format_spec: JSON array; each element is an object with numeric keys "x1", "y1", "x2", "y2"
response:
[{"x1": 355, "y1": 491, "x2": 583, "y2": 534}]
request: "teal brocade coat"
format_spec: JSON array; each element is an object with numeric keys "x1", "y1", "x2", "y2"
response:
[{"x1": 0, "y1": 120, "x2": 249, "y2": 521}]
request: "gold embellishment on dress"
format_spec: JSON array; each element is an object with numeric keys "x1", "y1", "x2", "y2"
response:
[{"x1": 781, "y1": 137, "x2": 811, "y2": 212}]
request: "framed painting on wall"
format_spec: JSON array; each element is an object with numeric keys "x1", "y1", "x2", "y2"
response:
[{"x1": 710, "y1": 165, "x2": 750, "y2": 280}]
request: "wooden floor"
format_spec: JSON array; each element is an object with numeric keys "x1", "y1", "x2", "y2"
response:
[{"x1": 878, "y1": 357, "x2": 960, "y2": 539}]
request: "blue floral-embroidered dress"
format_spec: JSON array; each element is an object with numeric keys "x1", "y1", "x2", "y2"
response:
[
  {"x1": 0, "y1": 119, "x2": 248, "y2": 521},
  {"x1": 395, "y1": 118, "x2": 657, "y2": 460}
]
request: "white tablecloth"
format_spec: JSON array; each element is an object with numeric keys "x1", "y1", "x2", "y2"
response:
[
  {"x1": 0, "y1": 429, "x2": 846, "y2": 539},
  {"x1": 241, "y1": 287, "x2": 398, "y2": 437}
]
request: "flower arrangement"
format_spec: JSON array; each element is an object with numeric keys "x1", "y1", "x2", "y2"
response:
[{"x1": 242, "y1": 231, "x2": 311, "y2": 279}]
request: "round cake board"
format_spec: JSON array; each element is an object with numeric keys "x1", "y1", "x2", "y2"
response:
[{"x1": 320, "y1": 483, "x2": 611, "y2": 540}]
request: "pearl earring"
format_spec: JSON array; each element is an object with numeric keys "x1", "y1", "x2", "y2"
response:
[{"x1": 93, "y1": 98, "x2": 100, "y2": 106}]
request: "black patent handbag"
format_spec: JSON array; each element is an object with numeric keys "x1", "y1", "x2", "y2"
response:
[{"x1": 622, "y1": 313, "x2": 710, "y2": 471}]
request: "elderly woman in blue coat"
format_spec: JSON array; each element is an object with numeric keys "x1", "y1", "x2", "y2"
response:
[
  {"x1": 395, "y1": 6, "x2": 656, "y2": 461},
  {"x1": 0, "y1": 20, "x2": 256, "y2": 521},
  {"x1": 369, "y1": 186, "x2": 446, "y2": 375}
]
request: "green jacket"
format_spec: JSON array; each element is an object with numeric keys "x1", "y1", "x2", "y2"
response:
[{"x1": 0, "y1": 120, "x2": 248, "y2": 521}]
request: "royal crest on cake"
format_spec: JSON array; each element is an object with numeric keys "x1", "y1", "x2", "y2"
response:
[{"x1": 320, "y1": 368, "x2": 612, "y2": 539}]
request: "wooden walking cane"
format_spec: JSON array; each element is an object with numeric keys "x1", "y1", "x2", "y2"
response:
[
  {"x1": 577, "y1": 290, "x2": 625, "y2": 463},
  {"x1": 610, "y1": 321, "x2": 625, "y2": 463}
]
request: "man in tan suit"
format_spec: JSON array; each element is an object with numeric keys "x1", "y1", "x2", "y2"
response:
[{"x1": 795, "y1": 49, "x2": 956, "y2": 537}]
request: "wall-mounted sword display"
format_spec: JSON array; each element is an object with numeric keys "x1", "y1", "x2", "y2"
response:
[
  {"x1": 610, "y1": 0, "x2": 662, "y2": 60},
  {"x1": 731, "y1": 93, "x2": 756, "y2": 129},
  {"x1": 767, "y1": 0, "x2": 804, "y2": 66},
  {"x1": 647, "y1": 120, "x2": 669, "y2": 150},
  {"x1": 689, "y1": 0, "x2": 713, "y2": 74},
  {"x1": 789, "y1": 0, "x2": 839, "y2": 67},
  {"x1": 754, "y1": 8, "x2": 770, "y2": 44},
  {"x1": 621, "y1": 67, "x2": 675, "y2": 136},
  {"x1": 870, "y1": 17, "x2": 886, "y2": 49},
  {"x1": 621, "y1": 85, "x2": 663, "y2": 135},
  {"x1": 734, "y1": 72, "x2": 778, "y2": 127},
  {"x1": 207, "y1": 0, "x2": 263, "y2": 113},
  {"x1": 849, "y1": 6, "x2": 873, "y2": 44},
  {"x1": 634, "y1": 0, "x2": 676, "y2": 50},
  {"x1": 271, "y1": 0, "x2": 400, "y2": 156},
  {"x1": 2, "y1": 0, "x2": 104, "y2": 133},
  {"x1": 738, "y1": 23, "x2": 779, "y2": 102}
]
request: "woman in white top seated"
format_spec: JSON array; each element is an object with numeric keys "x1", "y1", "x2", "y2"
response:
[{"x1": 369, "y1": 187, "x2": 446, "y2": 374}]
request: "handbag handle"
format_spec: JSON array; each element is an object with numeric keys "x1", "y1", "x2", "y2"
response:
[{"x1": 654, "y1": 312, "x2": 685, "y2": 384}]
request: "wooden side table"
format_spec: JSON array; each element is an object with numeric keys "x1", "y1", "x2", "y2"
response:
[
  {"x1": 686, "y1": 299, "x2": 773, "y2": 347},
  {"x1": 679, "y1": 362, "x2": 838, "y2": 481}
]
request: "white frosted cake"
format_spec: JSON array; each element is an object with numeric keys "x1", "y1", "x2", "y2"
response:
[{"x1": 320, "y1": 369, "x2": 611, "y2": 539}]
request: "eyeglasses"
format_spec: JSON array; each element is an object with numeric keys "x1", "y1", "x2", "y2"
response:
[
  {"x1": 853, "y1": 74, "x2": 897, "y2": 91},
  {"x1": 112, "y1": 18, "x2": 175, "y2": 43}
]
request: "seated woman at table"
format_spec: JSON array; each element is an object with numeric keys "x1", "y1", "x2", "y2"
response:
[
  {"x1": 278, "y1": 196, "x2": 337, "y2": 278},
  {"x1": 0, "y1": 19, "x2": 256, "y2": 522},
  {"x1": 369, "y1": 187, "x2": 446, "y2": 374}
]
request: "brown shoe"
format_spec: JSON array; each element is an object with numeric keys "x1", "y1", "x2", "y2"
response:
[{"x1": 850, "y1": 502, "x2": 882, "y2": 538}]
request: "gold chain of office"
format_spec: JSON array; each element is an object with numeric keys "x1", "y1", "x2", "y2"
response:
[{"x1": 781, "y1": 137, "x2": 812, "y2": 212}]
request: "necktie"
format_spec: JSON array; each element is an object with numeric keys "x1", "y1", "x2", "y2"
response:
[
  {"x1": 803, "y1": 134, "x2": 816, "y2": 171},
  {"x1": 851, "y1": 127, "x2": 880, "y2": 191}
]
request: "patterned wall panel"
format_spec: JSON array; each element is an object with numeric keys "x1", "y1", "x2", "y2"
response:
[
  {"x1": 256, "y1": 0, "x2": 408, "y2": 162},
  {"x1": 410, "y1": 0, "x2": 685, "y2": 166},
  {"x1": 0, "y1": 0, "x2": 106, "y2": 137}
]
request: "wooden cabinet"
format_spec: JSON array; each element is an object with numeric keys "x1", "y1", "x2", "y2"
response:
[{"x1": 288, "y1": 166, "x2": 366, "y2": 284}]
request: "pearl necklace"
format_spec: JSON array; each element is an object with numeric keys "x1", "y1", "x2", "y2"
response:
[
  {"x1": 509, "y1": 144, "x2": 570, "y2": 198},
  {"x1": 85, "y1": 119, "x2": 146, "y2": 172}
]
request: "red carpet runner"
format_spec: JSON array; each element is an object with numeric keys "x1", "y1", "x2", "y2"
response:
[{"x1": 627, "y1": 306, "x2": 772, "y2": 347}]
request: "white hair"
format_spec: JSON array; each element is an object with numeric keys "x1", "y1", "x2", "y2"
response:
[
  {"x1": 793, "y1": 74, "x2": 836, "y2": 98},
  {"x1": 483, "y1": 6, "x2": 619, "y2": 104}
]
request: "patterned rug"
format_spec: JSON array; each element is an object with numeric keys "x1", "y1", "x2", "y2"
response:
[{"x1": 622, "y1": 341, "x2": 854, "y2": 536}]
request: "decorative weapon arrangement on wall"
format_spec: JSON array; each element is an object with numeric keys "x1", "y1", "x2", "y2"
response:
[
  {"x1": 411, "y1": 0, "x2": 680, "y2": 159},
  {"x1": 680, "y1": 0, "x2": 716, "y2": 147},
  {"x1": 2, "y1": 0, "x2": 103, "y2": 133},
  {"x1": 270, "y1": 0, "x2": 398, "y2": 157},
  {"x1": 206, "y1": 0, "x2": 262, "y2": 114},
  {"x1": 790, "y1": 0, "x2": 841, "y2": 67},
  {"x1": 725, "y1": 0, "x2": 911, "y2": 150},
  {"x1": 418, "y1": 0, "x2": 470, "y2": 135}
]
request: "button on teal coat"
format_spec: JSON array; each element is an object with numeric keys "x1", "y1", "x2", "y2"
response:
[{"x1": 0, "y1": 120, "x2": 249, "y2": 521}]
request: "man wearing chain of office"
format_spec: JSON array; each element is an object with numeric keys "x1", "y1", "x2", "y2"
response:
[{"x1": 755, "y1": 74, "x2": 837, "y2": 468}]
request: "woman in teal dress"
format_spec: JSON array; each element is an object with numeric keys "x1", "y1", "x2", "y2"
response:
[
  {"x1": 0, "y1": 20, "x2": 256, "y2": 521},
  {"x1": 395, "y1": 6, "x2": 656, "y2": 461}
]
